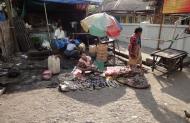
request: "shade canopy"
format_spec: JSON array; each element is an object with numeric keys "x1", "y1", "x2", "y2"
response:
[
  {"x1": 39, "y1": 0, "x2": 102, "y2": 4},
  {"x1": 81, "y1": 13, "x2": 122, "y2": 38}
]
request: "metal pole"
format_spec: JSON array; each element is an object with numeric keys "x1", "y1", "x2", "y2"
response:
[
  {"x1": 43, "y1": 1, "x2": 51, "y2": 42},
  {"x1": 157, "y1": 14, "x2": 163, "y2": 50}
]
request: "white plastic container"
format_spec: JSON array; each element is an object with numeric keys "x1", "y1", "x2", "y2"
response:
[
  {"x1": 48, "y1": 55, "x2": 53, "y2": 71},
  {"x1": 54, "y1": 56, "x2": 60, "y2": 74},
  {"x1": 79, "y1": 43, "x2": 86, "y2": 52},
  {"x1": 48, "y1": 55, "x2": 60, "y2": 74},
  {"x1": 89, "y1": 45, "x2": 97, "y2": 54}
]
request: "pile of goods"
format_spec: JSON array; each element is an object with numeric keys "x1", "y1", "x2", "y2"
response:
[
  {"x1": 58, "y1": 65, "x2": 150, "y2": 92},
  {"x1": 58, "y1": 72, "x2": 120, "y2": 92},
  {"x1": 105, "y1": 66, "x2": 133, "y2": 77},
  {"x1": 110, "y1": 66, "x2": 150, "y2": 89}
]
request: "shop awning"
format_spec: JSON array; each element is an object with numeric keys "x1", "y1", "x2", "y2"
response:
[
  {"x1": 39, "y1": 0, "x2": 102, "y2": 4},
  {"x1": 163, "y1": 0, "x2": 190, "y2": 14}
]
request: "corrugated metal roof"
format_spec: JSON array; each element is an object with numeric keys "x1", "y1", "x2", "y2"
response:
[
  {"x1": 101, "y1": 0, "x2": 153, "y2": 12},
  {"x1": 39, "y1": 0, "x2": 102, "y2": 4}
]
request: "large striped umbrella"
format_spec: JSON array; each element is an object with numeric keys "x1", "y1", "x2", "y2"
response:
[{"x1": 81, "y1": 13, "x2": 122, "y2": 38}]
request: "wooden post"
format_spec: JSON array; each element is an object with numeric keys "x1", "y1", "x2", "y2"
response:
[
  {"x1": 5, "y1": 0, "x2": 18, "y2": 52},
  {"x1": 5, "y1": 1, "x2": 12, "y2": 24},
  {"x1": 43, "y1": 2, "x2": 51, "y2": 42},
  {"x1": 157, "y1": 14, "x2": 163, "y2": 50},
  {"x1": 157, "y1": 1, "x2": 164, "y2": 50}
]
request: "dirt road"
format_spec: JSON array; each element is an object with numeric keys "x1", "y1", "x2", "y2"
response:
[{"x1": 0, "y1": 68, "x2": 190, "y2": 123}]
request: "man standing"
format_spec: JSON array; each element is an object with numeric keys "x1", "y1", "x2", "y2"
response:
[
  {"x1": 128, "y1": 27, "x2": 143, "y2": 68},
  {"x1": 54, "y1": 25, "x2": 65, "y2": 39}
]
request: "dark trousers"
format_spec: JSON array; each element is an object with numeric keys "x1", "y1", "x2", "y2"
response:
[{"x1": 64, "y1": 50, "x2": 80, "y2": 59}]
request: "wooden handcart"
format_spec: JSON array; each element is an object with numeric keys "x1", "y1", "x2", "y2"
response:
[
  {"x1": 151, "y1": 34, "x2": 189, "y2": 77},
  {"x1": 151, "y1": 48, "x2": 188, "y2": 77}
]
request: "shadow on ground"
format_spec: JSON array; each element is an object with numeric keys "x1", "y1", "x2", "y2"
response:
[
  {"x1": 135, "y1": 88, "x2": 188, "y2": 123},
  {"x1": 153, "y1": 68, "x2": 190, "y2": 103},
  {"x1": 64, "y1": 86, "x2": 127, "y2": 107}
]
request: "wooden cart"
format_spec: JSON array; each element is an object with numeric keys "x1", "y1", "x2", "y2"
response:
[{"x1": 151, "y1": 48, "x2": 188, "y2": 77}]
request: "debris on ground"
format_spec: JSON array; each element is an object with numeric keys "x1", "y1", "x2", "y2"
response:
[
  {"x1": 0, "y1": 86, "x2": 5, "y2": 95},
  {"x1": 184, "y1": 110, "x2": 190, "y2": 119}
]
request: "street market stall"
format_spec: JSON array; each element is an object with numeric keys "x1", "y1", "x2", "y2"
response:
[
  {"x1": 12, "y1": 0, "x2": 102, "y2": 49},
  {"x1": 0, "y1": 1, "x2": 151, "y2": 94},
  {"x1": 80, "y1": 12, "x2": 122, "y2": 64}
]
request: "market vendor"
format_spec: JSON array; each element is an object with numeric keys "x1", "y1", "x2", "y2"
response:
[
  {"x1": 128, "y1": 27, "x2": 143, "y2": 68},
  {"x1": 64, "y1": 40, "x2": 80, "y2": 59},
  {"x1": 68, "y1": 34, "x2": 80, "y2": 46},
  {"x1": 72, "y1": 53, "x2": 95, "y2": 79},
  {"x1": 77, "y1": 53, "x2": 96, "y2": 72},
  {"x1": 54, "y1": 25, "x2": 66, "y2": 39}
]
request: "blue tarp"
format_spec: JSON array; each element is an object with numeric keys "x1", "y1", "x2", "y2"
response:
[
  {"x1": 0, "y1": 11, "x2": 6, "y2": 22},
  {"x1": 52, "y1": 38, "x2": 80, "y2": 49},
  {"x1": 39, "y1": 0, "x2": 102, "y2": 4}
]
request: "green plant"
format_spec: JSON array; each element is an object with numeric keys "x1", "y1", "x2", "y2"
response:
[{"x1": 31, "y1": 37, "x2": 41, "y2": 44}]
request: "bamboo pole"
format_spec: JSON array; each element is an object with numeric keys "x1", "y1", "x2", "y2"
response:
[
  {"x1": 5, "y1": 0, "x2": 18, "y2": 52},
  {"x1": 157, "y1": 14, "x2": 163, "y2": 50},
  {"x1": 43, "y1": 1, "x2": 51, "y2": 42},
  {"x1": 157, "y1": 1, "x2": 164, "y2": 50}
]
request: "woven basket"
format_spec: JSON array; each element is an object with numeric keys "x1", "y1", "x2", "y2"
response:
[
  {"x1": 97, "y1": 44, "x2": 108, "y2": 51},
  {"x1": 96, "y1": 44, "x2": 108, "y2": 62}
]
